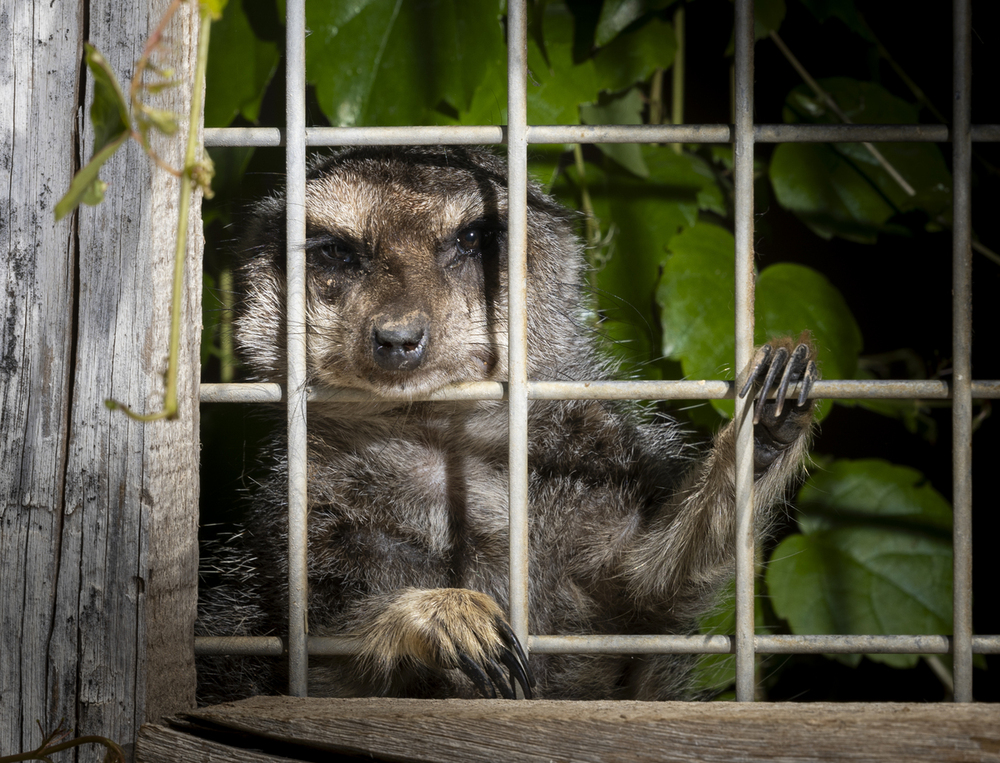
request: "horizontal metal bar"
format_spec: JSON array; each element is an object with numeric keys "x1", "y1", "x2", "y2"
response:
[
  {"x1": 195, "y1": 634, "x2": 1000, "y2": 657},
  {"x1": 204, "y1": 123, "x2": 1000, "y2": 148},
  {"x1": 200, "y1": 379, "x2": 1000, "y2": 404},
  {"x1": 195, "y1": 636, "x2": 285, "y2": 656}
]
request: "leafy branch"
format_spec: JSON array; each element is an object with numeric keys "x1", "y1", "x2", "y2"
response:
[{"x1": 56, "y1": 0, "x2": 225, "y2": 421}]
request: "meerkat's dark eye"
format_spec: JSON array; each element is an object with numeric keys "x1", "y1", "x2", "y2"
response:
[
  {"x1": 456, "y1": 226, "x2": 483, "y2": 256},
  {"x1": 312, "y1": 240, "x2": 359, "y2": 270}
]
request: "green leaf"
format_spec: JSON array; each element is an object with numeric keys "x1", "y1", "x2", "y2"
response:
[
  {"x1": 767, "y1": 459, "x2": 953, "y2": 668},
  {"x1": 55, "y1": 44, "x2": 132, "y2": 220},
  {"x1": 525, "y1": 7, "x2": 602, "y2": 125},
  {"x1": 656, "y1": 226, "x2": 862, "y2": 419},
  {"x1": 307, "y1": 0, "x2": 506, "y2": 127},
  {"x1": 595, "y1": 0, "x2": 676, "y2": 46},
  {"x1": 205, "y1": 0, "x2": 280, "y2": 126},
  {"x1": 770, "y1": 78, "x2": 953, "y2": 242},
  {"x1": 84, "y1": 43, "x2": 131, "y2": 156},
  {"x1": 559, "y1": 148, "x2": 724, "y2": 337},
  {"x1": 580, "y1": 88, "x2": 649, "y2": 178},
  {"x1": 592, "y1": 15, "x2": 677, "y2": 93}
]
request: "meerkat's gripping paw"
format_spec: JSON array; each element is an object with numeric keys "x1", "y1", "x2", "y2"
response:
[
  {"x1": 738, "y1": 333, "x2": 819, "y2": 474},
  {"x1": 358, "y1": 588, "x2": 535, "y2": 699}
]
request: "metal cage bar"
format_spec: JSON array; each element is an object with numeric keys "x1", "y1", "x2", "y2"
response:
[
  {"x1": 506, "y1": 0, "x2": 532, "y2": 672},
  {"x1": 194, "y1": 0, "x2": 997, "y2": 702},
  {"x1": 951, "y1": 0, "x2": 974, "y2": 703},
  {"x1": 283, "y1": 0, "x2": 309, "y2": 697},
  {"x1": 732, "y1": 0, "x2": 757, "y2": 703}
]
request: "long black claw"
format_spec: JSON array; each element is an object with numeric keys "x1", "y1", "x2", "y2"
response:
[
  {"x1": 775, "y1": 344, "x2": 810, "y2": 416},
  {"x1": 799, "y1": 360, "x2": 818, "y2": 407},
  {"x1": 499, "y1": 620, "x2": 535, "y2": 694},
  {"x1": 457, "y1": 652, "x2": 496, "y2": 699},
  {"x1": 499, "y1": 648, "x2": 534, "y2": 699},
  {"x1": 483, "y1": 657, "x2": 516, "y2": 700},
  {"x1": 739, "y1": 344, "x2": 772, "y2": 399},
  {"x1": 754, "y1": 346, "x2": 788, "y2": 424},
  {"x1": 496, "y1": 618, "x2": 535, "y2": 697}
]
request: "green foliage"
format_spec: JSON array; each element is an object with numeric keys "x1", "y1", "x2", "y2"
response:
[
  {"x1": 767, "y1": 459, "x2": 953, "y2": 669},
  {"x1": 770, "y1": 78, "x2": 952, "y2": 242},
  {"x1": 205, "y1": 0, "x2": 280, "y2": 127},
  {"x1": 306, "y1": 1, "x2": 506, "y2": 127},
  {"x1": 656, "y1": 224, "x2": 861, "y2": 419},
  {"x1": 55, "y1": 45, "x2": 131, "y2": 220}
]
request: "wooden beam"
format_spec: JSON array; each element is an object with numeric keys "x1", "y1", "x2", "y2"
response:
[{"x1": 138, "y1": 697, "x2": 1000, "y2": 763}]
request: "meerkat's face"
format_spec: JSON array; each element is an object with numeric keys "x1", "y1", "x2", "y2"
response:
[{"x1": 296, "y1": 152, "x2": 511, "y2": 396}]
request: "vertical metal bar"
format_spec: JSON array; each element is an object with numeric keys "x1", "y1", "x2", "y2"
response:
[
  {"x1": 285, "y1": 0, "x2": 309, "y2": 697},
  {"x1": 506, "y1": 0, "x2": 531, "y2": 661},
  {"x1": 951, "y1": 0, "x2": 973, "y2": 703},
  {"x1": 732, "y1": 0, "x2": 757, "y2": 703}
]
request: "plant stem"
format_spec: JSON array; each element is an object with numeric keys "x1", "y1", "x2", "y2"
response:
[
  {"x1": 108, "y1": 3, "x2": 212, "y2": 421},
  {"x1": 768, "y1": 29, "x2": 915, "y2": 197},
  {"x1": 671, "y1": 4, "x2": 685, "y2": 154}
]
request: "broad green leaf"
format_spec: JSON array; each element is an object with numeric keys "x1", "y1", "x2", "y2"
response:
[
  {"x1": 55, "y1": 44, "x2": 131, "y2": 220},
  {"x1": 592, "y1": 15, "x2": 677, "y2": 94},
  {"x1": 562, "y1": 147, "x2": 724, "y2": 334},
  {"x1": 205, "y1": 0, "x2": 280, "y2": 126},
  {"x1": 767, "y1": 458, "x2": 953, "y2": 668},
  {"x1": 307, "y1": 0, "x2": 505, "y2": 127},
  {"x1": 580, "y1": 88, "x2": 648, "y2": 178},
  {"x1": 656, "y1": 226, "x2": 861, "y2": 419},
  {"x1": 595, "y1": 0, "x2": 676, "y2": 46},
  {"x1": 770, "y1": 78, "x2": 952, "y2": 242},
  {"x1": 525, "y1": 7, "x2": 602, "y2": 125}
]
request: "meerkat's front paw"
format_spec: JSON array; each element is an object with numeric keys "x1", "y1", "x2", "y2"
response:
[
  {"x1": 738, "y1": 333, "x2": 819, "y2": 475},
  {"x1": 358, "y1": 588, "x2": 534, "y2": 699}
]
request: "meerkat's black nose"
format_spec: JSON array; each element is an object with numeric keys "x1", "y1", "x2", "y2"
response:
[{"x1": 371, "y1": 314, "x2": 429, "y2": 371}]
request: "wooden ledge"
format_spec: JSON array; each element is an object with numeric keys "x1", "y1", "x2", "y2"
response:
[{"x1": 138, "y1": 696, "x2": 1000, "y2": 762}]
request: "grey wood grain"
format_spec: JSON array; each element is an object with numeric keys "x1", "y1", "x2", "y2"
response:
[
  {"x1": 140, "y1": 698, "x2": 1000, "y2": 763},
  {"x1": 1, "y1": 1, "x2": 200, "y2": 759}
]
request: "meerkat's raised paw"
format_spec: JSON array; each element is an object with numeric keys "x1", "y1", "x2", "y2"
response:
[
  {"x1": 738, "y1": 334, "x2": 819, "y2": 476},
  {"x1": 357, "y1": 588, "x2": 534, "y2": 699}
]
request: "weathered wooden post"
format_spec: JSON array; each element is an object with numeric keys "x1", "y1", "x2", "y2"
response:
[{"x1": 1, "y1": 1, "x2": 201, "y2": 759}]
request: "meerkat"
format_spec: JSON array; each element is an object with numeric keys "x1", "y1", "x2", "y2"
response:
[{"x1": 197, "y1": 145, "x2": 818, "y2": 702}]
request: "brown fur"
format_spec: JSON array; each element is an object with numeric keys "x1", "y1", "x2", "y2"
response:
[{"x1": 197, "y1": 146, "x2": 817, "y2": 702}]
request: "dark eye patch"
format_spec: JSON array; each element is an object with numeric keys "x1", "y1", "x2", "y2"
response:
[{"x1": 306, "y1": 233, "x2": 363, "y2": 272}]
